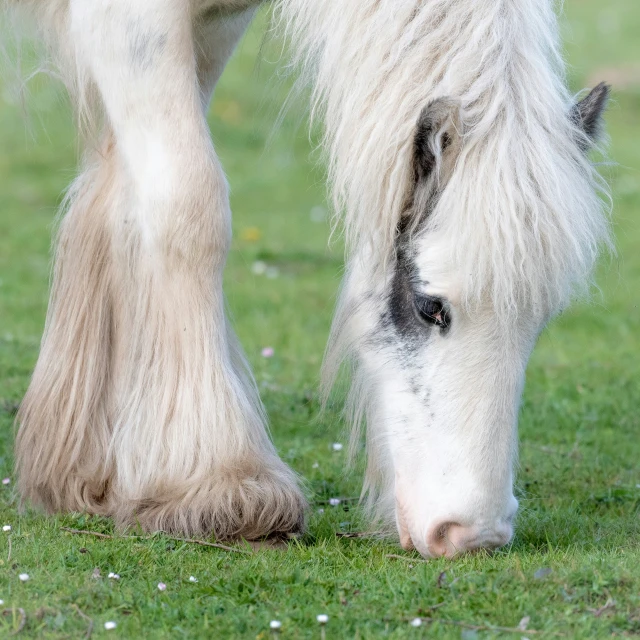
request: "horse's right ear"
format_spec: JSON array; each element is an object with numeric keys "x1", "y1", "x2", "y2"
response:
[
  {"x1": 413, "y1": 97, "x2": 463, "y2": 183},
  {"x1": 571, "y1": 82, "x2": 611, "y2": 152}
]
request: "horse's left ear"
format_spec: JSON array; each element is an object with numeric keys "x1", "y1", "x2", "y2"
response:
[
  {"x1": 571, "y1": 82, "x2": 611, "y2": 151},
  {"x1": 413, "y1": 97, "x2": 463, "y2": 183}
]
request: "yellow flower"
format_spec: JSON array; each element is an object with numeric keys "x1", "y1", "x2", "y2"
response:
[{"x1": 241, "y1": 227, "x2": 262, "y2": 242}]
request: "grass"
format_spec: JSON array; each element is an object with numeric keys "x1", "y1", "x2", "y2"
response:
[{"x1": 0, "y1": 1, "x2": 638, "y2": 637}]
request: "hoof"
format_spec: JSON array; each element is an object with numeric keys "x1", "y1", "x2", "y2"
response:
[{"x1": 113, "y1": 461, "x2": 307, "y2": 540}]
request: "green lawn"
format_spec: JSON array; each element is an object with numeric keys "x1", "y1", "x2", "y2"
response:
[{"x1": 0, "y1": 1, "x2": 638, "y2": 638}]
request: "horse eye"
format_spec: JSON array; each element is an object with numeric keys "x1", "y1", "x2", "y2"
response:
[{"x1": 414, "y1": 295, "x2": 450, "y2": 329}]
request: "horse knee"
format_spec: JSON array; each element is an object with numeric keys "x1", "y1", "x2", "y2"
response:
[{"x1": 118, "y1": 143, "x2": 231, "y2": 269}]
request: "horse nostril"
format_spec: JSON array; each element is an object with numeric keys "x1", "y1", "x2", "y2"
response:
[
  {"x1": 426, "y1": 521, "x2": 462, "y2": 557},
  {"x1": 426, "y1": 521, "x2": 513, "y2": 558}
]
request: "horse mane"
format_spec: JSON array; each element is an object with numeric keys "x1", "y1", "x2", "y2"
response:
[{"x1": 276, "y1": 0, "x2": 612, "y2": 315}]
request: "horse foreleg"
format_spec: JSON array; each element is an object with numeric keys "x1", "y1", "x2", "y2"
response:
[{"x1": 17, "y1": 0, "x2": 306, "y2": 538}]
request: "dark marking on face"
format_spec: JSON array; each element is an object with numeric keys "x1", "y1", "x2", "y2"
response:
[
  {"x1": 388, "y1": 245, "x2": 426, "y2": 341},
  {"x1": 386, "y1": 243, "x2": 451, "y2": 344}
]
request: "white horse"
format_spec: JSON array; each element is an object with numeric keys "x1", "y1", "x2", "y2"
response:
[{"x1": 9, "y1": 0, "x2": 610, "y2": 558}]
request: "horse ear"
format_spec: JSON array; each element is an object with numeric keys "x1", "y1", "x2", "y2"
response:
[
  {"x1": 571, "y1": 82, "x2": 610, "y2": 151},
  {"x1": 413, "y1": 97, "x2": 462, "y2": 183}
]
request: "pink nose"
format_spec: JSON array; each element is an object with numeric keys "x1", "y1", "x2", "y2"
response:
[{"x1": 425, "y1": 520, "x2": 514, "y2": 558}]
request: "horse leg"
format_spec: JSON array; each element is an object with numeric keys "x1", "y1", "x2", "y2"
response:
[{"x1": 17, "y1": 0, "x2": 306, "y2": 538}]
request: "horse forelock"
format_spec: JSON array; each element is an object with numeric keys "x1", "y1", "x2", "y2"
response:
[{"x1": 277, "y1": 0, "x2": 612, "y2": 317}]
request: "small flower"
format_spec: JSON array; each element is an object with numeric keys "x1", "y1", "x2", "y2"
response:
[
  {"x1": 157, "y1": 582, "x2": 167, "y2": 591},
  {"x1": 261, "y1": 347, "x2": 275, "y2": 358},
  {"x1": 270, "y1": 620, "x2": 282, "y2": 630},
  {"x1": 2, "y1": 525, "x2": 11, "y2": 532},
  {"x1": 317, "y1": 614, "x2": 329, "y2": 624},
  {"x1": 317, "y1": 508, "x2": 325, "y2": 514},
  {"x1": 329, "y1": 498, "x2": 341, "y2": 507},
  {"x1": 104, "y1": 621, "x2": 117, "y2": 630},
  {"x1": 0, "y1": 600, "x2": 4, "y2": 605},
  {"x1": 332, "y1": 443, "x2": 343, "y2": 451},
  {"x1": 19, "y1": 574, "x2": 29, "y2": 582},
  {"x1": 189, "y1": 576, "x2": 198, "y2": 583},
  {"x1": 108, "y1": 572, "x2": 120, "y2": 580},
  {"x1": 2, "y1": 478, "x2": 10, "y2": 485},
  {"x1": 252, "y1": 260, "x2": 268, "y2": 275},
  {"x1": 410, "y1": 618, "x2": 422, "y2": 627},
  {"x1": 534, "y1": 567, "x2": 552, "y2": 580},
  {"x1": 312, "y1": 462, "x2": 319, "y2": 469},
  {"x1": 240, "y1": 227, "x2": 261, "y2": 242},
  {"x1": 518, "y1": 616, "x2": 531, "y2": 631}
]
